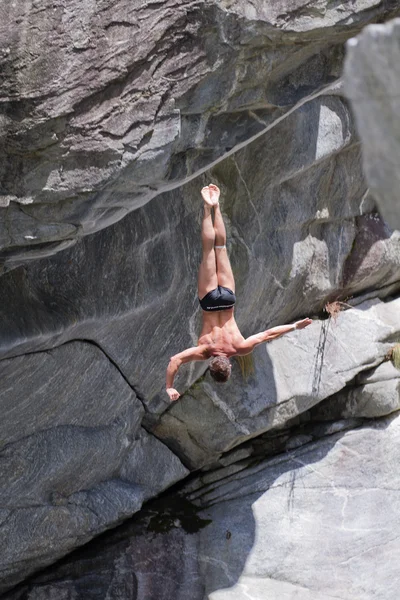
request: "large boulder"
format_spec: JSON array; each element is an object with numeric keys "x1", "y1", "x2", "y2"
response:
[
  {"x1": 2, "y1": 81, "x2": 400, "y2": 590},
  {"x1": 152, "y1": 296, "x2": 400, "y2": 467},
  {"x1": 0, "y1": 341, "x2": 188, "y2": 593}
]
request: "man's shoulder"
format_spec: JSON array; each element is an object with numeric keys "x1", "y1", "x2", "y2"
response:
[
  {"x1": 234, "y1": 338, "x2": 255, "y2": 355},
  {"x1": 198, "y1": 343, "x2": 212, "y2": 359}
]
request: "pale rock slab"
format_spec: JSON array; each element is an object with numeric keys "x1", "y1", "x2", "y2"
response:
[
  {"x1": 345, "y1": 18, "x2": 400, "y2": 229},
  {"x1": 308, "y1": 360, "x2": 400, "y2": 421}
]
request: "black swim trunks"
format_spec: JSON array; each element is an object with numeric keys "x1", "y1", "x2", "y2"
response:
[{"x1": 199, "y1": 286, "x2": 236, "y2": 312}]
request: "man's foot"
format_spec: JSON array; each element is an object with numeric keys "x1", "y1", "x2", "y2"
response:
[
  {"x1": 201, "y1": 184, "x2": 220, "y2": 207},
  {"x1": 209, "y1": 184, "x2": 220, "y2": 206}
]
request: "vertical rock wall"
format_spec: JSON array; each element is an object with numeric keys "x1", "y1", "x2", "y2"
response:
[{"x1": 345, "y1": 18, "x2": 400, "y2": 229}]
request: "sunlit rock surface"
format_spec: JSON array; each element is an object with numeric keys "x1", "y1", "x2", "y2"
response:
[
  {"x1": 4, "y1": 413, "x2": 400, "y2": 600},
  {"x1": 309, "y1": 361, "x2": 400, "y2": 421},
  {"x1": 1, "y1": 87, "x2": 400, "y2": 593},
  {"x1": 345, "y1": 18, "x2": 400, "y2": 230}
]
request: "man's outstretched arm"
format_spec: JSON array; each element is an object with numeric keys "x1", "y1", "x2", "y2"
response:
[
  {"x1": 238, "y1": 318, "x2": 312, "y2": 355},
  {"x1": 166, "y1": 345, "x2": 209, "y2": 401}
]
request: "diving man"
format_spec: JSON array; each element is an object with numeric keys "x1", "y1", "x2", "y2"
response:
[{"x1": 166, "y1": 184, "x2": 312, "y2": 401}]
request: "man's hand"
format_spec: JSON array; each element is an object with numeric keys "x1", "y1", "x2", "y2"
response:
[
  {"x1": 166, "y1": 388, "x2": 180, "y2": 402},
  {"x1": 293, "y1": 318, "x2": 312, "y2": 330}
]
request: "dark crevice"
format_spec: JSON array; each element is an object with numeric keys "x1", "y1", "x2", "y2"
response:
[
  {"x1": 0, "y1": 239, "x2": 77, "y2": 261},
  {"x1": 0, "y1": 337, "x2": 148, "y2": 414},
  {"x1": 381, "y1": 286, "x2": 400, "y2": 303},
  {"x1": 67, "y1": 338, "x2": 149, "y2": 412},
  {"x1": 104, "y1": 21, "x2": 139, "y2": 30}
]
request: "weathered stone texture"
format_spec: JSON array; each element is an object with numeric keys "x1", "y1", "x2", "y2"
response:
[
  {"x1": 152, "y1": 296, "x2": 400, "y2": 467},
  {"x1": 1, "y1": 0, "x2": 400, "y2": 268},
  {"x1": 5, "y1": 413, "x2": 400, "y2": 600},
  {"x1": 2, "y1": 83, "x2": 400, "y2": 591},
  {"x1": 0, "y1": 342, "x2": 188, "y2": 593},
  {"x1": 307, "y1": 361, "x2": 400, "y2": 421},
  {"x1": 2, "y1": 0, "x2": 400, "y2": 594},
  {"x1": 345, "y1": 18, "x2": 400, "y2": 229}
]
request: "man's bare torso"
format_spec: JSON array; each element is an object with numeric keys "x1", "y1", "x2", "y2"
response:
[{"x1": 197, "y1": 309, "x2": 246, "y2": 357}]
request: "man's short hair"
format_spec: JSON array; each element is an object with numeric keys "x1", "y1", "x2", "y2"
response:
[{"x1": 209, "y1": 356, "x2": 231, "y2": 383}]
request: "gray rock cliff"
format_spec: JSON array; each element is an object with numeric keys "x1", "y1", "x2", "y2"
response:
[{"x1": 2, "y1": 0, "x2": 400, "y2": 596}]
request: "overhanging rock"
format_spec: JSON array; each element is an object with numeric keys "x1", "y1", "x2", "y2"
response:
[{"x1": 1, "y1": 0, "x2": 400, "y2": 269}]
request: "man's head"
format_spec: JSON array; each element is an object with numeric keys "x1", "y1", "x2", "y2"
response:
[{"x1": 209, "y1": 356, "x2": 231, "y2": 383}]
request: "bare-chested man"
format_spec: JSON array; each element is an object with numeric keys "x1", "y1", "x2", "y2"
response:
[{"x1": 166, "y1": 184, "x2": 312, "y2": 401}]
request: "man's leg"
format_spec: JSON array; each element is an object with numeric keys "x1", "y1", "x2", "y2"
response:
[
  {"x1": 198, "y1": 193, "x2": 218, "y2": 300},
  {"x1": 214, "y1": 203, "x2": 235, "y2": 292}
]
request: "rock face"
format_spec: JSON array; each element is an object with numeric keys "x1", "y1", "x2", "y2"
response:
[
  {"x1": 5, "y1": 413, "x2": 400, "y2": 600},
  {"x1": 344, "y1": 18, "x2": 400, "y2": 230},
  {"x1": 0, "y1": 341, "x2": 188, "y2": 592},
  {"x1": 1, "y1": 0, "x2": 400, "y2": 269},
  {"x1": 2, "y1": 0, "x2": 400, "y2": 595}
]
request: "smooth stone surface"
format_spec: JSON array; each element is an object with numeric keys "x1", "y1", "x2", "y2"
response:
[
  {"x1": 6, "y1": 413, "x2": 400, "y2": 600},
  {"x1": 2, "y1": 84, "x2": 400, "y2": 593},
  {"x1": 306, "y1": 360, "x2": 400, "y2": 422},
  {"x1": 0, "y1": 341, "x2": 188, "y2": 593},
  {"x1": 1, "y1": 94, "x2": 400, "y2": 411},
  {"x1": 3, "y1": 2, "x2": 400, "y2": 591},
  {"x1": 344, "y1": 18, "x2": 400, "y2": 229}
]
